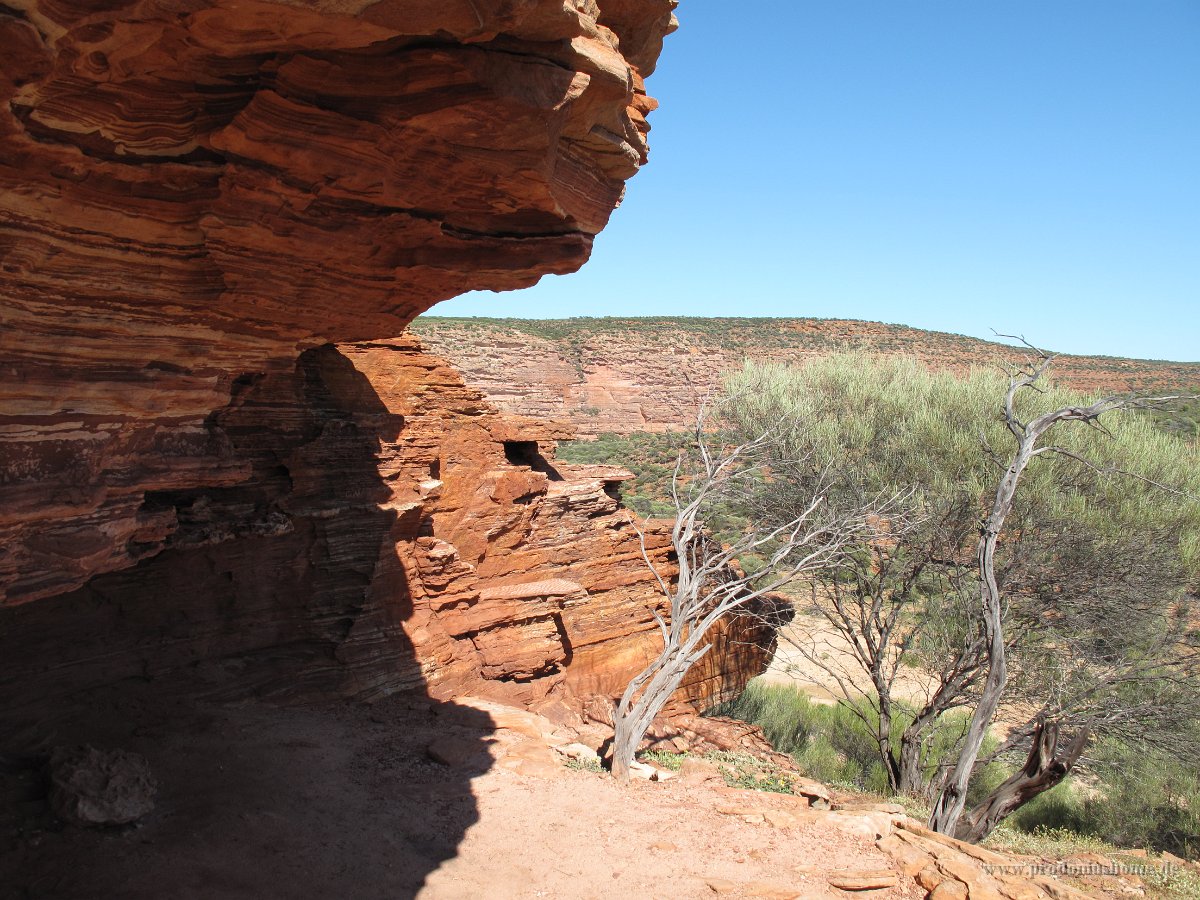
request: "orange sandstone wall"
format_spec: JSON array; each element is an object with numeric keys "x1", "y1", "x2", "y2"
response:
[
  {"x1": 1, "y1": 2, "x2": 770, "y2": 710},
  {"x1": 1, "y1": 0, "x2": 675, "y2": 608},
  {"x1": 0, "y1": 335, "x2": 775, "y2": 715}
]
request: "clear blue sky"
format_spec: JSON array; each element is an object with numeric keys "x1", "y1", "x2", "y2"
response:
[{"x1": 433, "y1": 2, "x2": 1199, "y2": 362}]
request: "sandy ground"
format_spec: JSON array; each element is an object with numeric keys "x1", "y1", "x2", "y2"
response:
[
  {"x1": 0, "y1": 682, "x2": 919, "y2": 900},
  {"x1": 762, "y1": 610, "x2": 1032, "y2": 740},
  {"x1": 423, "y1": 750, "x2": 916, "y2": 900},
  {"x1": 761, "y1": 611, "x2": 938, "y2": 708}
]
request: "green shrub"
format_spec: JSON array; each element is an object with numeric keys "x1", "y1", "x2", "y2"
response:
[
  {"x1": 1002, "y1": 742, "x2": 1200, "y2": 861},
  {"x1": 711, "y1": 679, "x2": 1006, "y2": 800},
  {"x1": 1009, "y1": 780, "x2": 1091, "y2": 834}
]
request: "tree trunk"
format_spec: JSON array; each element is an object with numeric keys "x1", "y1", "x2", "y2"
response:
[
  {"x1": 897, "y1": 727, "x2": 927, "y2": 796},
  {"x1": 875, "y1": 691, "x2": 902, "y2": 792},
  {"x1": 929, "y1": 427, "x2": 1039, "y2": 834},
  {"x1": 953, "y1": 720, "x2": 1089, "y2": 843},
  {"x1": 928, "y1": 394, "x2": 1094, "y2": 837},
  {"x1": 927, "y1": 516, "x2": 1010, "y2": 833},
  {"x1": 611, "y1": 642, "x2": 710, "y2": 782}
]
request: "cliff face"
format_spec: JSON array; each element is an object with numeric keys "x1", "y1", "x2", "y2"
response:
[
  {"x1": 1, "y1": 0, "x2": 676, "y2": 608},
  {"x1": 412, "y1": 318, "x2": 1200, "y2": 437},
  {"x1": 0, "y1": 2, "x2": 779, "y2": 714},
  {"x1": 1, "y1": 334, "x2": 773, "y2": 717}
]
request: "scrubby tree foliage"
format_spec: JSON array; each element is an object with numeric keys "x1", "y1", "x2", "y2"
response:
[{"x1": 723, "y1": 353, "x2": 1200, "y2": 840}]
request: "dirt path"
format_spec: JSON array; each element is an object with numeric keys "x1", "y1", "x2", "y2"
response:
[
  {"x1": 5, "y1": 683, "x2": 1120, "y2": 900},
  {"x1": 1, "y1": 684, "x2": 920, "y2": 900},
  {"x1": 423, "y1": 742, "x2": 915, "y2": 900}
]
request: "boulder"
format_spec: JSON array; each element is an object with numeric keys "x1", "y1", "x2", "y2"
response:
[{"x1": 48, "y1": 745, "x2": 156, "y2": 827}]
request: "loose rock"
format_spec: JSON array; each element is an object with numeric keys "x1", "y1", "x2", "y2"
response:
[
  {"x1": 48, "y1": 745, "x2": 156, "y2": 827},
  {"x1": 826, "y1": 869, "x2": 899, "y2": 891}
]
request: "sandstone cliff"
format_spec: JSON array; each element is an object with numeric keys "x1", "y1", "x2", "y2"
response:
[
  {"x1": 413, "y1": 316, "x2": 1200, "y2": 437},
  {"x1": 0, "y1": 334, "x2": 775, "y2": 720},
  {"x1": 0, "y1": 2, "x2": 729, "y2": 712}
]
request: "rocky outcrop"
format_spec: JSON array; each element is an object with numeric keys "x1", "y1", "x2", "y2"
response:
[
  {"x1": 413, "y1": 318, "x2": 1200, "y2": 437},
  {"x1": 0, "y1": 334, "x2": 778, "y2": 720},
  {"x1": 0, "y1": 0, "x2": 676, "y2": 609},
  {"x1": 0, "y1": 2, "x2": 765, "y2": 714}
]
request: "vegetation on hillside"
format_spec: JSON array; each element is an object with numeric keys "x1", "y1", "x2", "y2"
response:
[
  {"x1": 719, "y1": 354, "x2": 1200, "y2": 838},
  {"x1": 556, "y1": 431, "x2": 684, "y2": 518}
]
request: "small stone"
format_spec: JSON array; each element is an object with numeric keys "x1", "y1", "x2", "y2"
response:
[
  {"x1": 628, "y1": 760, "x2": 660, "y2": 780},
  {"x1": 48, "y1": 745, "x2": 157, "y2": 827},
  {"x1": 555, "y1": 742, "x2": 600, "y2": 764},
  {"x1": 792, "y1": 777, "x2": 832, "y2": 810},
  {"x1": 828, "y1": 811, "x2": 891, "y2": 840},
  {"x1": 826, "y1": 870, "x2": 899, "y2": 891},
  {"x1": 916, "y1": 864, "x2": 946, "y2": 891},
  {"x1": 763, "y1": 809, "x2": 800, "y2": 830},
  {"x1": 706, "y1": 877, "x2": 738, "y2": 894}
]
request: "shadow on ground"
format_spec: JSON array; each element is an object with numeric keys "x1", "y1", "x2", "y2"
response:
[
  {"x1": 0, "y1": 344, "x2": 494, "y2": 898},
  {"x1": 0, "y1": 687, "x2": 494, "y2": 899}
]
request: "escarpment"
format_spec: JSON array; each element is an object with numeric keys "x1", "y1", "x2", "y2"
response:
[
  {"x1": 0, "y1": 1, "x2": 788, "y2": 719},
  {"x1": 412, "y1": 318, "x2": 1200, "y2": 438}
]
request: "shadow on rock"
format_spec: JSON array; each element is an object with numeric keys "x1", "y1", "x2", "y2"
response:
[{"x1": 0, "y1": 345, "x2": 495, "y2": 899}]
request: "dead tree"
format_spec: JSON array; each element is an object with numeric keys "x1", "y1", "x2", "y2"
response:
[
  {"x1": 928, "y1": 341, "x2": 1196, "y2": 838},
  {"x1": 610, "y1": 408, "x2": 886, "y2": 782}
]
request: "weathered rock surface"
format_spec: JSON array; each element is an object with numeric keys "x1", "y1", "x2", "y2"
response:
[
  {"x1": 0, "y1": 1, "x2": 769, "y2": 716},
  {"x1": 878, "y1": 818, "x2": 1098, "y2": 900},
  {"x1": 0, "y1": 336, "x2": 777, "y2": 718},
  {"x1": 0, "y1": 0, "x2": 676, "y2": 608},
  {"x1": 413, "y1": 318, "x2": 1200, "y2": 437}
]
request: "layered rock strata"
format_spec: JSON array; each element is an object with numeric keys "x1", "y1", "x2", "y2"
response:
[
  {"x1": 0, "y1": 1, "x2": 781, "y2": 714},
  {"x1": 0, "y1": 334, "x2": 777, "y2": 716},
  {"x1": 0, "y1": 0, "x2": 676, "y2": 608},
  {"x1": 413, "y1": 317, "x2": 1200, "y2": 438}
]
